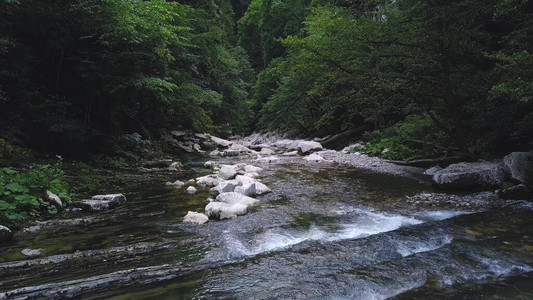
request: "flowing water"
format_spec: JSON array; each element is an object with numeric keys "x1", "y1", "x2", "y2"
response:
[{"x1": 1, "y1": 156, "x2": 533, "y2": 299}]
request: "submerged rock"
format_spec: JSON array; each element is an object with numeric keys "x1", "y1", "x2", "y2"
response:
[
  {"x1": 432, "y1": 162, "x2": 506, "y2": 190},
  {"x1": 205, "y1": 202, "x2": 247, "y2": 219},
  {"x1": 182, "y1": 211, "x2": 208, "y2": 224},
  {"x1": 21, "y1": 248, "x2": 43, "y2": 258},
  {"x1": 0, "y1": 225, "x2": 13, "y2": 242}
]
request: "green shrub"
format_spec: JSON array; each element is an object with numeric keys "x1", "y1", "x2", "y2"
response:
[
  {"x1": 0, "y1": 163, "x2": 71, "y2": 226},
  {"x1": 357, "y1": 115, "x2": 449, "y2": 160}
]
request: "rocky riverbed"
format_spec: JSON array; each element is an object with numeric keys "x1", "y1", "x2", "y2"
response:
[{"x1": 1, "y1": 134, "x2": 532, "y2": 299}]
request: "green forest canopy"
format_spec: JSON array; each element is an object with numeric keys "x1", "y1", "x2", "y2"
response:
[{"x1": 0, "y1": 0, "x2": 532, "y2": 157}]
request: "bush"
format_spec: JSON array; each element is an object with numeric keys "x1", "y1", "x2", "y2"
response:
[
  {"x1": 356, "y1": 115, "x2": 450, "y2": 160},
  {"x1": 0, "y1": 163, "x2": 71, "y2": 226}
]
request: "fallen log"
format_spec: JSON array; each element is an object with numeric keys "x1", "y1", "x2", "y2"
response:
[
  {"x1": 321, "y1": 125, "x2": 370, "y2": 150},
  {"x1": 385, "y1": 156, "x2": 464, "y2": 168}
]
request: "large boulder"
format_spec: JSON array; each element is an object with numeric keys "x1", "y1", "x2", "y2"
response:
[
  {"x1": 183, "y1": 211, "x2": 209, "y2": 224},
  {"x1": 216, "y1": 192, "x2": 260, "y2": 207},
  {"x1": 218, "y1": 165, "x2": 239, "y2": 180},
  {"x1": 209, "y1": 135, "x2": 232, "y2": 148},
  {"x1": 0, "y1": 225, "x2": 13, "y2": 242},
  {"x1": 297, "y1": 141, "x2": 323, "y2": 155},
  {"x1": 503, "y1": 152, "x2": 533, "y2": 186},
  {"x1": 432, "y1": 162, "x2": 506, "y2": 190},
  {"x1": 205, "y1": 202, "x2": 247, "y2": 219}
]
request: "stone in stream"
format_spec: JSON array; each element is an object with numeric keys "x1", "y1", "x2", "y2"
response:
[
  {"x1": 218, "y1": 165, "x2": 239, "y2": 180},
  {"x1": 260, "y1": 148, "x2": 275, "y2": 156},
  {"x1": 205, "y1": 202, "x2": 248, "y2": 219},
  {"x1": 432, "y1": 162, "x2": 507, "y2": 190},
  {"x1": 167, "y1": 180, "x2": 184, "y2": 188},
  {"x1": 254, "y1": 182, "x2": 272, "y2": 195},
  {"x1": 182, "y1": 211, "x2": 208, "y2": 224},
  {"x1": 77, "y1": 194, "x2": 126, "y2": 212},
  {"x1": 234, "y1": 183, "x2": 256, "y2": 197},
  {"x1": 186, "y1": 186, "x2": 197, "y2": 194},
  {"x1": 196, "y1": 175, "x2": 219, "y2": 187},
  {"x1": 46, "y1": 190, "x2": 63, "y2": 210},
  {"x1": 21, "y1": 248, "x2": 43, "y2": 258},
  {"x1": 424, "y1": 166, "x2": 442, "y2": 176},
  {"x1": 244, "y1": 165, "x2": 263, "y2": 173},
  {"x1": 211, "y1": 179, "x2": 242, "y2": 195},
  {"x1": 216, "y1": 192, "x2": 260, "y2": 207},
  {"x1": 0, "y1": 225, "x2": 13, "y2": 242},
  {"x1": 297, "y1": 141, "x2": 323, "y2": 155},
  {"x1": 305, "y1": 153, "x2": 324, "y2": 162}
]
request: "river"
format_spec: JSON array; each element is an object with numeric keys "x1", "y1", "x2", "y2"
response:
[{"x1": 1, "y1": 155, "x2": 533, "y2": 299}]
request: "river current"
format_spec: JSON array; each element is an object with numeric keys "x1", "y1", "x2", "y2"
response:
[{"x1": 1, "y1": 156, "x2": 533, "y2": 299}]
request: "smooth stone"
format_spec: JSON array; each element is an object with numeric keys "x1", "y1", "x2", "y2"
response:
[
  {"x1": 21, "y1": 248, "x2": 43, "y2": 258},
  {"x1": 186, "y1": 186, "x2": 197, "y2": 194},
  {"x1": 216, "y1": 192, "x2": 260, "y2": 207},
  {"x1": 182, "y1": 211, "x2": 208, "y2": 224},
  {"x1": 46, "y1": 190, "x2": 63, "y2": 209},
  {"x1": 205, "y1": 202, "x2": 247, "y2": 219}
]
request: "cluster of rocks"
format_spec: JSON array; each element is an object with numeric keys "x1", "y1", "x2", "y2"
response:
[
  {"x1": 140, "y1": 159, "x2": 182, "y2": 172},
  {"x1": 429, "y1": 152, "x2": 533, "y2": 200},
  {"x1": 170, "y1": 130, "x2": 327, "y2": 162},
  {"x1": 180, "y1": 162, "x2": 272, "y2": 224},
  {"x1": 72, "y1": 194, "x2": 127, "y2": 212}
]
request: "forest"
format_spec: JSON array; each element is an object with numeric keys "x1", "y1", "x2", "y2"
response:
[
  {"x1": 2, "y1": 1, "x2": 533, "y2": 298},
  {"x1": 0, "y1": 0, "x2": 531, "y2": 159}
]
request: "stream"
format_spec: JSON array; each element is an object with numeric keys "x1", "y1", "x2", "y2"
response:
[{"x1": 1, "y1": 155, "x2": 533, "y2": 299}]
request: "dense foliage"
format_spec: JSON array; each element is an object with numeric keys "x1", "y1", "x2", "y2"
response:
[
  {"x1": 252, "y1": 0, "x2": 533, "y2": 157},
  {"x1": 0, "y1": 0, "x2": 532, "y2": 159},
  {"x1": 0, "y1": 0, "x2": 254, "y2": 153}
]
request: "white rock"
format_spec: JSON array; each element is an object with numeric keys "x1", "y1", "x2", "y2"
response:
[
  {"x1": 244, "y1": 165, "x2": 263, "y2": 173},
  {"x1": 46, "y1": 190, "x2": 62, "y2": 209},
  {"x1": 234, "y1": 183, "x2": 257, "y2": 197},
  {"x1": 209, "y1": 150, "x2": 221, "y2": 156},
  {"x1": 205, "y1": 202, "x2": 247, "y2": 219},
  {"x1": 183, "y1": 211, "x2": 208, "y2": 224},
  {"x1": 209, "y1": 135, "x2": 232, "y2": 148},
  {"x1": 245, "y1": 172, "x2": 260, "y2": 178},
  {"x1": 196, "y1": 175, "x2": 219, "y2": 187},
  {"x1": 297, "y1": 141, "x2": 323, "y2": 155},
  {"x1": 254, "y1": 182, "x2": 272, "y2": 195},
  {"x1": 21, "y1": 248, "x2": 43, "y2": 258},
  {"x1": 260, "y1": 148, "x2": 275, "y2": 155},
  {"x1": 212, "y1": 179, "x2": 242, "y2": 194},
  {"x1": 305, "y1": 153, "x2": 324, "y2": 162},
  {"x1": 170, "y1": 180, "x2": 184, "y2": 187},
  {"x1": 186, "y1": 179, "x2": 196, "y2": 185},
  {"x1": 216, "y1": 192, "x2": 260, "y2": 207},
  {"x1": 256, "y1": 155, "x2": 279, "y2": 163},
  {"x1": 218, "y1": 165, "x2": 239, "y2": 180},
  {"x1": 282, "y1": 151, "x2": 299, "y2": 156},
  {"x1": 186, "y1": 186, "x2": 197, "y2": 194}
]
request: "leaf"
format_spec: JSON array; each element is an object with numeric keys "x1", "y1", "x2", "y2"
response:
[
  {"x1": 2, "y1": 168, "x2": 17, "y2": 175},
  {"x1": 6, "y1": 211, "x2": 27, "y2": 220},
  {"x1": 5, "y1": 182, "x2": 28, "y2": 193},
  {"x1": 0, "y1": 200, "x2": 11, "y2": 210},
  {"x1": 14, "y1": 194, "x2": 38, "y2": 206}
]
